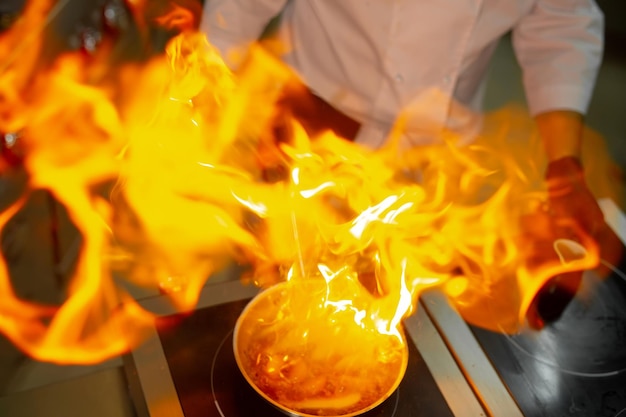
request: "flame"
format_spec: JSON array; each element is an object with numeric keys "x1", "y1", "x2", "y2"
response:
[
  {"x1": 154, "y1": 3, "x2": 197, "y2": 32},
  {"x1": 234, "y1": 279, "x2": 407, "y2": 416},
  {"x1": 0, "y1": 0, "x2": 615, "y2": 366}
]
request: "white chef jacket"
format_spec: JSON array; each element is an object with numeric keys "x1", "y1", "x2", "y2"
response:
[{"x1": 201, "y1": 0, "x2": 604, "y2": 148}]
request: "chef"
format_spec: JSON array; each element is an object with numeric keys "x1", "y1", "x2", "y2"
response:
[{"x1": 200, "y1": 0, "x2": 607, "y2": 324}]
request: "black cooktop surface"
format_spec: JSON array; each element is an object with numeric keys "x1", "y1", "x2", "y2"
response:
[
  {"x1": 471, "y1": 254, "x2": 626, "y2": 417},
  {"x1": 156, "y1": 298, "x2": 454, "y2": 417}
]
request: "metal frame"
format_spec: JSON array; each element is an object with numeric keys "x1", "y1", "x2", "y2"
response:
[
  {"x1": 419, "y1": 292, "x2": 524, "y2": 417},
  {"x1": 125, "y1": 277, "x2": 259, "y2": 417},
  {"x1": 405, "y1": 303, "x2": 489, "y2": 417}
]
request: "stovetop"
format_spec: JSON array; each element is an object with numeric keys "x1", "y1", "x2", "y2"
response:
[
  {"x1": 125, "y1": 264, "x2": 626, "y2": 417},
  {"x1": 125, "y1": 200, "x2": 626, "y2": 417},
  {"x1": 470, "y1": 255, "x2": 626, "y2": 417},
  {"x1": 154, "y1": 298, "x2": 454, "y2": 417},
  {"x1": 125, "y1": 277, "x2": 486, "y2": 417}
]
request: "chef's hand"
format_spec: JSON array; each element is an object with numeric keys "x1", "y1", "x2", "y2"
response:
[
  {"x1": 526, "y1": 156, "x2": 605, "y2": 329},
  {"x1": 544, "y1": 156, "x2": 605, "y2": 238}
]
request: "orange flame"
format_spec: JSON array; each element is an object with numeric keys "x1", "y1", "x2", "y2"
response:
[
  {"x1": 0, "y1": 0, "x2": 611, "y2": 365},
  {"x1": 154, "y1": 3, "x2": 197, "y2": 32}
]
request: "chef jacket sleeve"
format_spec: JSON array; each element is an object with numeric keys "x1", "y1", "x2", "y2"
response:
[
  {"x1": 512, "y1": 0, "x2": 604, "y2": 116},
  {"x1": 200, "y1": 0, "x2": 288, "y2": 67}
]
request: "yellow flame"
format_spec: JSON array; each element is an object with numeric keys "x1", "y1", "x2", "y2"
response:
[{"x1": 0, "y1": 0, "x2": 616, "y2": 365}]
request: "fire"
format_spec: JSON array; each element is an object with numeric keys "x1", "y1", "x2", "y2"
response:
[
  {"x1": 0, "y1": 0, "x2": 612, "y2": 367},
  {"x1": 234, "y1": 280, "x2": 407, "y2": 416}
]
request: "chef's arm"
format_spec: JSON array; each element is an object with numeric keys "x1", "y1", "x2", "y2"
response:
[
  {"x1": 513, "y1": 0, "x2": 605, "y2": 236},
  {"x1": 526, "y1": 109, "x2": 606, "y2": 329},
  {"x1": 512, "y1": 0, "x2": 603, "y2": 141},
  {"x1": 200, "y1": 0, "x2": 288, "y2": 69},
  {"x1": 535, "y1": 108, "x2": 605, "y2": 238},
  {"x1": 534, "y1": 110, "x2": 583, "y2": 162},
  {"x1": 534, "y1": 110, "x2": 604, "y2": 236}
]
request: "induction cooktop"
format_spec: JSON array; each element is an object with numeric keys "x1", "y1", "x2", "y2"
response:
[
  {"x1": 124, "y1": 278, "x2": 489, "y2": 417},
  {"x1": 154, "y1": 298, "x2": 454, "y2": 417}
]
